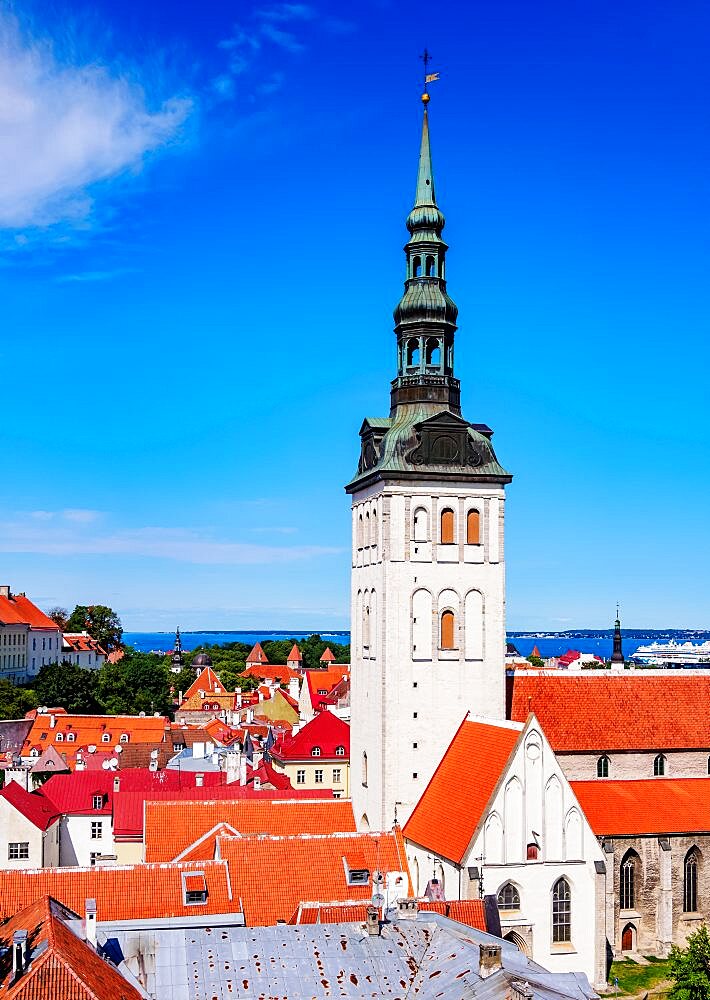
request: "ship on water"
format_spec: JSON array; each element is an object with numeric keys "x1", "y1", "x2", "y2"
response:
[{"x1": 632, "y1": 639, "x2": 710, "y2": 665}]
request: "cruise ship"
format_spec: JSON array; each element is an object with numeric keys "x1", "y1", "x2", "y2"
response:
[{"x1": 632, "y1": 639, "x2": 710, "y2": 665}]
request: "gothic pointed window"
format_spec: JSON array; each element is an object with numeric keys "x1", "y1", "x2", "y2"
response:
[
  {"x1": 497, "y1": 882, "x2": 520, "y2": 911},
  {"x1": 597, "y1": 755, "x2": 610, "y2": 778},
  {"x1": 620, "y1": 851, "x2": 638, "y2": 910},
  {"x1": 440, "y1": 610, "x2": 455, "y2": 650},
  {"x1": 440, "y1": 508, "x2": 455, "y2": 544},
  {"x1": 684, "y1": 849, "x2": 699, "y2": 912},
  {"x1": 654, "y1": 753, "x2": 666, "y2": 776},
  {"x1": 466, "y1": 509, "x2": 481, "y2": 545},
  {"x1": 552, "y1": 877, "x2": 571, "y2": 943}
]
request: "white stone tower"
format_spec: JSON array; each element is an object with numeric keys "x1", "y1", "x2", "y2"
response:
[{"x1": 345, "y1": 87, "x2": 512, "y2": 832}]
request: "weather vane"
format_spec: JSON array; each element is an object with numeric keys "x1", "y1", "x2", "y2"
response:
[{"x1": 420, "y1": 48, "x2": 440, "y2": 103}]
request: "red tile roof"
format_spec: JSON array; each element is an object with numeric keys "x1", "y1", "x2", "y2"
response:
[
  {"x1": 246, "y1": 642, "x2": 268, "y2": 665},
  {"x1": 243, "y1": 662, "x2": 300, "y2": 684},
  {"x1": 0, "y1": 861, "x2": 238, "y2": 923},
  {"x1": 24, "y1": 713, "x2": 169, "y2": 762},
  {"x1": 304, "y1": 667, "x2": 349, "y2": 712},
  {"x1": 572, "y1": 778, "x2": 710, "y2": 836},
  {"x1": 218, "y1": 829, "x2": 411, "y2": 926},
  {"x1": 0, "y1": 781, "x2": 60, "y2": 831},
  {"x1": 320, "y1": 647, "x2": 336, "y2": 662},
  {"x1": 509, "y1": 673, "x2": 710, "y2": 750},
  {"x1": 0, "y1": 895, "x2": 142, "y2": 1000},
  {"x1": 145, "y1": 797, "x2": 355, "y2": 862},
  {"x1": 272, "y1": 710, "x2": 349, "y2": 762},
  {"x1": 403, "y1": 718, "x2": 523, "y2": 864},
  {"x1": 0, "y1": 594, "x2": 59, "y2": 631},
  {"x1": 287, "y1": 643, "x2": 302, "y2": 662},
  {"x1": 62, "y1": 632, "x2": 107, "y2": 656},
  {"x1": 182, "y1": 665, "x2": 227, "y2": 701}
]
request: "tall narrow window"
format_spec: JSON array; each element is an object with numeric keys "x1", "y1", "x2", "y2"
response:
[
  {"x1": 597, "y1": 755, "x2": 610, "y2": 778},
  {"x1": 413, "y1": 508, "x2": 429, "y2": 542},
  {"x1": 425, "y1": 337, "x2": 441, "y2": 366},
  {"x1": 362, "y1": 752, "x2": 368, "y2": 787},
  {"x1": 497, "y1": 882, "x2": 520, "y2": 910},
  {"x1": 552, "y1": 878, "x2": 571, "y2": 943},
  {"x1": 440, "y1": 610, "x2": 455, "y2": 650},
  {"x1": 407, "y1": 338, "x2": 420, "y2": 367},
  {"x1": 620, "y1": 852, "x2": 637, "y2": 910},
  {"x1": 466, "y1": 509, "x2": 481, "y2": 545},
  {"x1": 440, "y1": 509, "x2": 455, "y2": 544},
  {"x1": 684, "y1": 850, "x2": 699, "y2": 912},
  {"x1": 413, "y1": 256, "x2": 422, "y2": 277},
  {"x1": 654, "y1": 753, "x2": 666, "y2": 776},
  {"x1": 425, "y1": 254, "x2": 436, "y2": 276}
]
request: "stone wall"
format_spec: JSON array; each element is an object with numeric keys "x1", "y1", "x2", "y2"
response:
[{"x1": 559, "y1": 750, "x2": 710, "y2": 782}]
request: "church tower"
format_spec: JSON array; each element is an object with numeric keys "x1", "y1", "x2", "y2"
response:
[{"x1": 346, "y1": 86, "x2": 512, "y2": 832}]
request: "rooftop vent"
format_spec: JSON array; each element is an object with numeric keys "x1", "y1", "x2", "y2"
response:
[{"x1": 479, "y1": 943, "x2": 502, "y2": 979}]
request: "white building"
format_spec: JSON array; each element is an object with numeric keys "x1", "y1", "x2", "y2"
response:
[
  {"x1": 62, "y1": 632, "x2": 107, "y2": 669},
  {"x1": 0, "y1": 585, "x2": 63, "y2": 682},
  {"x1": 403, "y1": 715, "x2": 607, "y2": 988},
  {"x1": 0, "y1": 781, "x2": 60, "y2": 869},
  {"x1": 346, "y1": 95, "x2": 511, "y2": 832}
]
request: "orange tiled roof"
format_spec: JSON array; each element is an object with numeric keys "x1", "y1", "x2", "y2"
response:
[
  {"x1": 403, "y1": 718, "x2": 522, "y2": 864},
  {"x1": 246, "y1": 642, "x2": 268, "y2": 665},
  {"x1": 0, "y1": 594, "x2": 59, "y2": 631},
  {"x1": 183, "y1": 665, "x2": 228, "y2": 701},
  {"x1": 243, "y1": 662, "x2": 300, "y2": 684},
  {"x1": 509, "y1": 673, "x2": 710, "y2": 750},
  {"x1": 218, "y1": 829, "x2": 411, "y2": 926},
  {"x1": 63, "y1": 633, "x2": 107, "y2": 656},
  {"x1": 0, "y1": 860, "x2": 238, "y2": 922},
  {"x1": 145, "y1": 797, "x2": 356, "y2": 862},
  {"x1": 287, "y1": 643, "x2": 302, "y2": 662},
  {"x1": 572, "y1": 778, "x2": 710, "y2": 836},
  {"x1": 24, "y1": 713, "x2": 168, "y2": 758},
  {"x1": 305, "y1": 666, "x2": 349, "y2": 711},
  {"x1": 0, "y1": 895, "x2": 142, "y2": 999},
  {"x1": 179, "y1": 691, "x2": 235, "y2": 712}
]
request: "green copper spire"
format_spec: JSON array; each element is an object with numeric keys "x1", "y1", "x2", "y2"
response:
[{"x1": 391, "y1": 92, "x2": 459, "y2": 415}]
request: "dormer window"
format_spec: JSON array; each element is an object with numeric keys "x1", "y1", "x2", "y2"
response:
[
  {"x1": 92, "y1": 794, "x2": 103, "y2": 810},
  {"x1": 335, "y1": 746, "x2": 345, "y2": 756},
  {"x1": 120, "y1": 734, "x2": 129, "y2": 743},
  {"x1": 66, "y1": 733, "x2": 76, "y2": 742},
  {"x1": 101, "y1": 733, "x2": 111, "y2": 743},
  {"x1": 182, "y1": 872, "x2": 208, "y2": 905},
  {"x1": 55, "y1": 733, "x2": 64, "y2": 742},
  {"x1": 343, "y1": 857, "x2": 370, "y2": 886},
  {"x1": 311, "y1": 747, "x2": 321, "y2": 757}
]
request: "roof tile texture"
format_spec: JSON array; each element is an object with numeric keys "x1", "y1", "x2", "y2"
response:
[{"x1": 572, "y1": 777, "x2": 710, "y2": 835}]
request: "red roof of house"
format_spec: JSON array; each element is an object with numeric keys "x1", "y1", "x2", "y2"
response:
[
  {"x1": 319, "y1": 647, "x2": 336, "y2": 663},
  {"x1": 287, "y1": 643, "x2": 302, "y2": 662},
  {"x1": 24, "y1": 713, "x2": 169, "y2": 763},
  {"x1": 304, "y1": 667, "x2": 349, "y2": 712},
  {"x1": 243, "y1": 662, "x2": 300, "y2": 684},
  {"x1": 0, "y1": 594, "x2": 59, "y2": 631},
  {"x1": 183, "y1": 665, "x2": 228, "y2": 701},
  {"x1": 404, "y1": 718, "x2": 523, "y2": 864},
  {"x1": 63, "y1": 632, "x2": 107, "y2": 655},
  {"x1": 246, "y1": 642, "x2": 269, "y2": 665},
  {"x1": 272, "y1": 710, "x2": 349, "y2": 763},
  {"x1": 0, "y1": 781, "x2": 60, "y2": 831},
  {"x1": 217, "y1": 829, "x2": 411, "y2": 926},
  {"x1": 145, "y1": 797, "x2": 355, "y2": 862},
  {"x1": 509, "y1": 673, "x2": 710, "y2": 751},
  {"x1": 0, "y1": 861, "x2": 238, "y2": 922},
  {"x1": 0, "y1": 895, "x2": 142, "y2": 999},
  {"x1": 572, "y1": 778, "x2": 710, "y2": 836},
  {"x1": 247, "y1": 760, "x2": 293, "y2": 790}
]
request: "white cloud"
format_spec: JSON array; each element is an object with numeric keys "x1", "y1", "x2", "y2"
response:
[
  {"x1": 0, "y1": 514, "x2": 341, "y2": 565},
  {"x1": 0, "y1": 13, "x2": 191, "y2": 231}
]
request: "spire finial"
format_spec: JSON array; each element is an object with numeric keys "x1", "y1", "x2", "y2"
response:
[{"x1": 420, "y1": 48, "x2": 439, "y2": 104}]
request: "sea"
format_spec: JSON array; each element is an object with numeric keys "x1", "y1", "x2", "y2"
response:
[{"x1": 122, "y1": 629, "x2": 710, "y2": 660}]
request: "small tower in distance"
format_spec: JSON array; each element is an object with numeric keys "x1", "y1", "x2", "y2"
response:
[
  {"x1": 170, "y1": 627, "x2": 184, "y2": 673},
  {"x1": 610, "y1": 606, "x2": 625, "y2": 666}
]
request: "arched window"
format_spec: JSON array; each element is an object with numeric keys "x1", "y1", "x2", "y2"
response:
[
  {"x1": 425, "y1": 254, "x2": 436, "y2": 277},
  {"x1": 597, "y1": 755, "x2": 610, "y2": 778},
  {"x1": 684, "y1": 849, "x2": 699, "y2": 912},
  {"x1": 412, "y1": 256, "x2": 422, "y2": 278},
  {"x1": 55, "y1": 733, "x2": 64, "y2": 742},
  {"x1": 413, "y1": 507, "x2": 429, "y2": 542},
  {"x1": 552, "y1": 878, "x2": 571, "y2": 943},
  {"x1": 654, "y1": 753, "x2": 666, "y2": 776},
  {"x1": 101, "y1": 733, "x2": 111, "y2": 743},
  {"x1": 466, "y1": 509, "x2": 481, "y2": 545},
  {"x1": 406, "y1": 338, "x2": 420, "y2": 367},
  {"x1": 527, "y1": 843, "x2": 539, "y2": 860},
  {"x1": 425, "y1": 337, "x2": 441, "y2": 366},
  {"x1": 363, "y1": 603, "x2": 371, "y2": 650},
  {"x1": 357, "y1": 512, "x2": 363, "y2": 548},
  {"x1": 440, "y1": 610, "x2": 455, "y2": 650},
  {"x1": 440, "y1": 508, "x2": 455, "y2": 544},
  {"x1": 335, "y1": 745, "x2": 345, "y2": 756},
  {"x1": 311, "y1": 746, "x2": 321, "y2": 757},
  {"x1": 120, "y1": 734, "x2": 129, "y2": 743},
  {"x1": 497, "y1": 882, "x2": 520, "y2": 911},
  {"x1": 620, "y1": 851, "x2": 639, "y2": 910},
  {"x1": 365, "y1": 510, "x2": 370, "y2": 546},
  {"x1": 362, "y1": 752, "x2": 368, "y2": 787},
  {"x1": 66, "y1": 732, "x2": 76, "y2": 743}
]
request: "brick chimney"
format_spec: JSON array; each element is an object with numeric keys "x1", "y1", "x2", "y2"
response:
[
  {"x1": 113, "y1": 776, "x2": 120, "y2": 793},
  {"x1": 479, "y1": 943, "x2": 502, "y2": 979},
  {"x1": 195, "y1": 773, "x2": 204, "y2": 787},
  {"x1": 397, "y1": 898, "x2": 418, "y2": 920},
  {"x1": 85, "y1": 899, "x2": 97, "y2": 948},
  {"x1": 366, "y1": 906, "x2": 380, "y2": 936}
]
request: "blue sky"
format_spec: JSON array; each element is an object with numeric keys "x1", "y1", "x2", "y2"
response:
[{"x1": 1, "y1": 0, "x2": 708, "y2": 631}]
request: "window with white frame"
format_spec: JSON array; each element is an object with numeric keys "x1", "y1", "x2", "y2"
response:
[
  {"x1": 311, "y1": 746, "x2": 321, "y2": 757},
  {"x1": 8, "y1": 843, "x2": 29, "y2": 860},
  {"x1": 90, "y1": 821, "x2": 102, "y2": 840},
  {"x1": 92, "y1": 794, "x2": 103, "y2": 810},
  {"x1": 332, "y1": 768, "x2": 342, "y2": 783},
  {"x1": 335, "y1": 745, "x2": 345, "y2": 756},
  {"x1": 296, "y1": 769, "x2": 305, "y2": 784},
  {"x1": 314, "y1": 769, "x2": 323, "y2": 783}
]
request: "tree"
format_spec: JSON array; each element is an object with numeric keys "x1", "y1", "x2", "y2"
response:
[
  {"x1": 669, "y1": 924, "x2": 710, "y2": 1000},
  {"x1": 66, "y1": 605, "x2": 123, "y2": 652},
  {"x1": 96, "y1": 650, "x2": 173, "y2": 716},
  {"x1": 34, "y1": 662, "x2": 101, "y2": 714},
  {"x1": 526, "y1": 654, "x2": 545, "y2": 668},
  {"x1": 0, "y1": 680, "x2": 37, "y2": 721},
  {"x1": 46, "y1": 607, "x2": 68, "y2": 630}
]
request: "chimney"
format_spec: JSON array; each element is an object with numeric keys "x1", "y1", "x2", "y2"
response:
[
  {"x1": 0, "y1": 585, "x2": 10, "y2": 599},
  {"x1": 195, "y1": 773, "x2": 204, "y2": 787},
  {"x1": 246, "y1": 708, "x2": 254, "y2": 724},
  {"x1": 288, "y1": 677, "x2": 300, "y2": 700},
  {"x1": 85, "y1": 899, "x2": 97, "y2": 948},
  {"x1": 366, "y1": 906, "x2": 380, "y2": 936},
  {"x1": 178, "y1": 690, "x2": 183, "y2": 703},
  {"x1": 396, "y1": 898, "x2": 418, "y2": 921},
  {"x1": 113, "y1": 776, "x2": 120, "y2": 793},
  {"x1": 236, "y1": 691, "x2": 242, "y2": 709},
  {"x1": 511, "y1": 982, "x2": 534, "y2": 1000},
  {"x1": 12, "y1": 930, "x2": 27, "y2": 978},
  {"x1": 49, "y1": 714, "x2": 56, "y2": 729},
  {"x1": 479, "y1": 943, "x2": 502, "y2": 979}
]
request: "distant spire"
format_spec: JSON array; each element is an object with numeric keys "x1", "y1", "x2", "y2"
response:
[
  {"x1": 171, "y1": 626, "x2": 184, "y2": 667},
  {"x1": 611, "y1": 607, "x2": 624, "y2": 664}
]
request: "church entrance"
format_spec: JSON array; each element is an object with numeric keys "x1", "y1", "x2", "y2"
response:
[{"x1": 621, "y1": 923, "x2": 636, "y2": 952}]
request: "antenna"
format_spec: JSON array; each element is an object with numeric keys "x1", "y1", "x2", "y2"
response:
[
  {"x1": 114, "y1": 745, "x2": 123, "y2": 754},
  {"x1": 87, "y1": 745, "x2": 96, "y2": 754}
]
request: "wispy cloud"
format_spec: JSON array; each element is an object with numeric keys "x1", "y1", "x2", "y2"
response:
[
  {"x1": 54, "y1": 268, "x2": 138, "y2": 284},
  {"x1": 0, "y1": 12, "x2": 192, "y2": 234},
  {"x1": 0, "y1": 513, "x2": 341, "y2": 565}
]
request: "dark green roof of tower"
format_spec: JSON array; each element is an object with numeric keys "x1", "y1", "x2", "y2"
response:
[{"x1": 407, "y1": 107, "x2": 445, "y2": 234}]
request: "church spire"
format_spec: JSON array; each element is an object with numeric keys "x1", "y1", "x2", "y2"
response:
[
  {"x1": 391, "y1": 81, "x2": 460, "y2": 416},
  {"x1": 611, "y1": 605, "x2": 625, "y2": 665}
]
